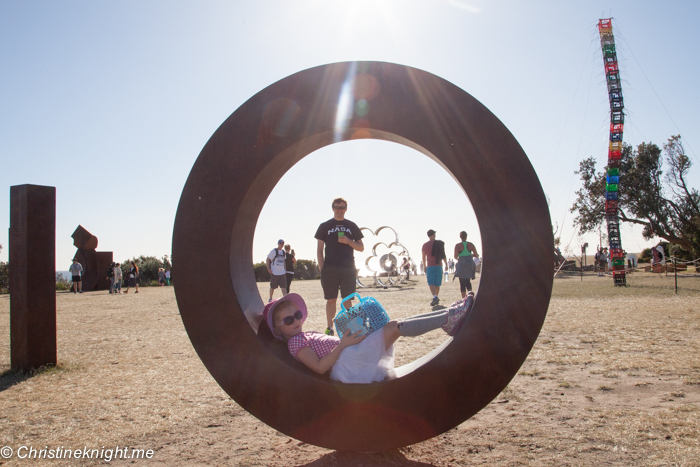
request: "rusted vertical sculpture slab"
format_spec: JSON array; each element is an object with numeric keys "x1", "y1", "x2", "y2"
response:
[{"x1": 10, "y1": 184, "x2": 57, "y2": 371}]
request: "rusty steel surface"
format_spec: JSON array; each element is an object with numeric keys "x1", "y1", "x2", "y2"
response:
[
  {"x1": 173, "y1": 61, "x2": 553, "y2": 451},
  {"x1": 71, "y1": 225, "x2": 113, "y2": 291},
  {"x1": 10, "y1": 184, "x2": 57, "y2": 371}
]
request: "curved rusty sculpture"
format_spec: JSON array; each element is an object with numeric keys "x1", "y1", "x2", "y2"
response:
[{"x1": 173, "y1": 61, "x2": 553, "y2": 451}]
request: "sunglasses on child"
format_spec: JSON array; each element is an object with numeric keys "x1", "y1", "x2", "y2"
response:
[{"x1": 280, "y1": 310, "x2": 303, "y2": 326}]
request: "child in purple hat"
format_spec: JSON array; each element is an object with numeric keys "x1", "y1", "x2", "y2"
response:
[{"x1": 264, "y1": 291, "x2": 474, "y2": 384}]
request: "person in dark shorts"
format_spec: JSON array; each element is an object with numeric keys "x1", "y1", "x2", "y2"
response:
[
  {"x1": 315, "y1": 197, "x2": 364, "y2": 335},
  {"x1": 124, "y1": 261, "x2": 139, "y2": 293},
  {"x1": 284, "y1": 244, "x2": 297, "y2": 292},
  {"x1": 266, "y1": 239, "x2": 288, "y2": 301},
  {"x1": 69, "y1": 258, "x2": 83, "y2": 294}
]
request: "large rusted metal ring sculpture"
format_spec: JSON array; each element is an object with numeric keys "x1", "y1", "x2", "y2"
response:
[{"x1": 173, "y1": 61, "x2": 553, "y2": 452}]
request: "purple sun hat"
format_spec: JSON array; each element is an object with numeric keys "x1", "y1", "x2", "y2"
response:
[{"x1": 262, "y1": 293, "x2": 308, "y2": 339}]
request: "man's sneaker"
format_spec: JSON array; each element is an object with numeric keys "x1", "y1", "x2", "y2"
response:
[
  {"x1": 442, "y1": 292, "x2": 475, "y2": 336},
  {"x1": 430, "y1": 296, "x2": 440, "y2": 307},
  {"x1": 325, "y1": 327, "x2": 335, "y2": 336}
]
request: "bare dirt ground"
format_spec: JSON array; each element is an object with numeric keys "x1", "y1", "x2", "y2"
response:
[{"x1": 1, "y1": 270, "x2": 699, "y2": 466}]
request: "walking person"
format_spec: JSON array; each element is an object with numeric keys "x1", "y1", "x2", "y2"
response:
[
  {"x1": 267, "y1": 239, "x2": 288, "y2": 301},
  {"x1": 315, "y1": 197, "x2": 364, "y2": 336},
  {"x1": 422, "y1": 229, "x2": 448, "y2": 306},
  {"x1": 595, "y1": 248, "x2": 603, "y2": 276},
  {"x1": 165, "y1": 268, "x2": 171, "y2": 286},
  {"x1": 124, "y1": 261, "x2": 139, "y2": 293},
  {"x1": 69, "y1": 258, "x2": 83, "y2": 294},
  {"x1": 453, "y1": 231, "x2": 480, "y2": 297},
  {"x1": 158, "y1": 268, "x2": 166, "y2": 286},
  {"x1": 284, "y1": 244, "x2": 297, "y2": 293},
  {"x1": 114, "y1": 263, "x2": 123, "y2": 294},
  {"x1": 107, "y1": 262, "x2": 116, "y2": 294},
  {"x1": 599, "y1": 247, "x2": 609, "y2": 274},
  {"x1": 401, "y1": 257, "x2": 411, "y2": 280}
]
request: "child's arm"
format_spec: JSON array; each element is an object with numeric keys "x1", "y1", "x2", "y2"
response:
[{"x1": 297, "y1": 331, "x2": 365, "y2": 374}]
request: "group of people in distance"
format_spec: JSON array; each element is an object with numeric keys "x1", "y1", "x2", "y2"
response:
[
  {"x1": 265, "y1": 241, "x2": 297, "y2": 301},
  {"x1": 595, "y1": 247, "x2": 610, "y2": 276},
  {"x1": 67, "y1": 258, "x2": 167, "y2": 294},
  {"x1": 262, "y1": 197, "x2": 478, "y2": 384},
  {"x1": 421, "y1": 229, "x2": 479, "y2": 306},
  {"x1": 106, "y1": 261, "x2": 143, "y2": 294}
]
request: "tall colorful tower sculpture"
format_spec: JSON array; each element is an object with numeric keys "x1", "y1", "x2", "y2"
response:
[{"x1": 598, "y1": 18, "x2": 626, "y2": 286}]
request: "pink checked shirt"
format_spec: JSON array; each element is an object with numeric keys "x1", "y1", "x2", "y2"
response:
[{"x1": 288, "y1": 332, "x2": 340, "y2": 360}]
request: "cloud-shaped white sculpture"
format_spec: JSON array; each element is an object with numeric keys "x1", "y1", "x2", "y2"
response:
[{"x1": 356, "y1": 226, "x2": 413, "y2": 287}]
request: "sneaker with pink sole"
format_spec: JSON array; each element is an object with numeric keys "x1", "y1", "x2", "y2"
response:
[{"x1": 442, "y1": 292, "x2": 475, "y2": 336}]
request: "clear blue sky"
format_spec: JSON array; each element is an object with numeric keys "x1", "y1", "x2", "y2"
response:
[{"x1": 2, "y1": 1, "x2": 699, "y2": 270}]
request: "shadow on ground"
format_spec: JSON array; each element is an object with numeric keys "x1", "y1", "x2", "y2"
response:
[
  {"x1": 0, "y1": 368, "x2": 35, "y2": 393},
  {"x1": 302, "y1": 450, "x2": 437, "y2": 467},
  {"x1": 0, "y1": 364, "x2": 72, "y2": 393}
]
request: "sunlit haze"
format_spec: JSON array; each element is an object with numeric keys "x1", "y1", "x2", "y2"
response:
[{"x1": 2, "y1": 1, "x2": 699, "y2": 269}]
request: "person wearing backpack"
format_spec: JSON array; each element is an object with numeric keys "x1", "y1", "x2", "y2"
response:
[
  {"x1": 422, "y1": 230, "x2": 448, "y2": 306},
  {"x1": 266, "y1": 239, "x2": 288, "y2": 302}
]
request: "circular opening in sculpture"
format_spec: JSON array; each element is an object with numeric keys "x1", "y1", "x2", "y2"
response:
[
  {"x1": 173, "y1": 61, "x2": 553, "y2": 451},
  {"x1": 251, "y1": 139, "x2": 482, "y2": 371}
]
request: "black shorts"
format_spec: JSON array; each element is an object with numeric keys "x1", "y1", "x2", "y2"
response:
[
  {"x1": 320, "y1": 265, "x2": 356, "y2": 300},
  {"x1": 72, "y1": 275, "x2": 81, "y2": 283}
]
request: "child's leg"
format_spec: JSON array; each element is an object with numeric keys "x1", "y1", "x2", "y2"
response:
[
  {"x1": 397, "y1": 311, "x2": 448, "y2": 337},
  {"x1": 402, "y1": 309, "x2": 448, "y2": 320},
  {"x1": 383, "y1": 321, "x2": 402, "y2": 350},
  {"x1": 383, "y1": 309, "x2": 450, "y2": 350},
  {"x1": 397, "y1": 292, "x2": 475, "y2": 338}
]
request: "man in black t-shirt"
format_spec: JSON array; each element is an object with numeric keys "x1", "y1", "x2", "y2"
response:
[{"x1": 315, "y1": 197, "x2": 364, "y2": 335}]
